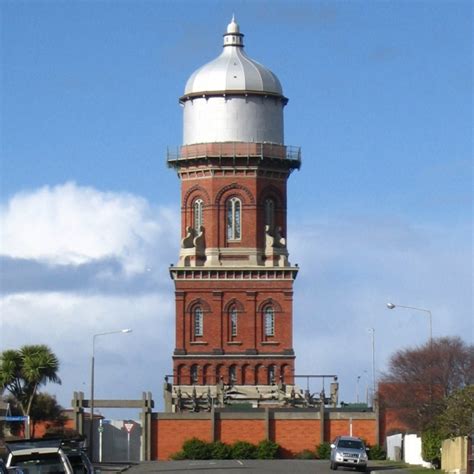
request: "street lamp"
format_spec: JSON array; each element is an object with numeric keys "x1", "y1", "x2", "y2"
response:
[
  {"x1": 368, "y1": 328, "x2": 376, "y2": 405},
  {"x1": 89, "y1": 329, "x2": 132, "y2": 460},
  {"x1": 386, "y1": 302, "x2": 432, "y2": 345}
]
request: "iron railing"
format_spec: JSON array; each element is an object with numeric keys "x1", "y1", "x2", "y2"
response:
[{"x1": 167, "y1": 142, "x2": 301, "y2": 167}]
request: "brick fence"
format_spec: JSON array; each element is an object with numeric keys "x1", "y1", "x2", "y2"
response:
[{"x1": 151, "y1": 407, "x2": 378, "y2": 460}]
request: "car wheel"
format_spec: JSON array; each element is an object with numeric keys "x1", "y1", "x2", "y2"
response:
[{"x1": 331, "y1": 462, "x2": 338, "y2": 470}]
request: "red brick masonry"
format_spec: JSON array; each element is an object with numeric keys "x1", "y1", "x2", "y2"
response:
[{"x1": 151, "y1": 408, "x2": 378, "y2": 460}]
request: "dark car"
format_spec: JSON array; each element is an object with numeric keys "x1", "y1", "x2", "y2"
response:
[
  {"x1": 330, "y1": 436, "x2": 369, "y2": 471},
  {"x1": 60, "y1": 441, "x2": 94, "y2": 474}
]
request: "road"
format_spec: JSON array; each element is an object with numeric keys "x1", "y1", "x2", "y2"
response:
[{"x1": 123, "y1": 460, "x2": 410, "y2": 474}]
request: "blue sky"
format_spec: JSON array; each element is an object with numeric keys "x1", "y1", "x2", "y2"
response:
[{"x1": 1, "y1": 1, "x2": 472, "y2": 417}]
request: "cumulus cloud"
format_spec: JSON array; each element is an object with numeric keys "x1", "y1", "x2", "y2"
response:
[
  {"x1": 0, "y1": 182, "x2": 175, "y2": 273},
  {"x1": 0, "y1": 183, "x2": 179, "y2": 412}
]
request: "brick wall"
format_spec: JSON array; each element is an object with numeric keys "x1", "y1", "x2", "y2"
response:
[
  {"x1": 271, "y1": 418, "x2": 321, "y2": 457},
  {"x1": 152, "y1": 408, "x2": 377, "y2": 460},
  {"x1": 152, "y1": 416, "x2": 212, "y2": 461},
  {"x1": 218, "y1": 419, "x2": 265, "y2": 445},
  {"x1": 325, "y1": 413, "x2": 377, "y2": 445}
]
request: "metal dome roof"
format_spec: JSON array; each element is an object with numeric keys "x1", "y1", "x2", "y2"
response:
[{"x1": 183, "y1": 18, "x2": 284, "y2": 98}]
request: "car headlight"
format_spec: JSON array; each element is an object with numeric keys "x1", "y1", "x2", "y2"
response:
[
  {"x1": 336, "y1": 453, "x2": 343, "y2": 461},
  {"x1": 360, "y1": 453, "x2": 368, "y2": 460}
]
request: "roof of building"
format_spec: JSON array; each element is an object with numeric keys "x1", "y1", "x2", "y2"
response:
[{"x1": 183, "y1": 17, "x2": 283, "y2": 98}]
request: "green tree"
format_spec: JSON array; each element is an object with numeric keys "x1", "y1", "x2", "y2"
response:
[
  {"x1": 436, "y1": 385, "x2": 474, "y2": 438},
  {"x1": 30, "y1": 392, "x2": 66, "y2": 437},
  {"x1": 0, "y1": 345, "x2": 61, "y2": 416}
]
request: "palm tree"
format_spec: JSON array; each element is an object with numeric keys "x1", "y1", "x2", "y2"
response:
[{"x1": 0, "y1": 345, "x2": 61, "y2": 416}]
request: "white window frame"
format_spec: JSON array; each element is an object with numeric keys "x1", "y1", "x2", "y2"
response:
[
  {"x1": 194, "y1": 307, "x2": 203, "y2": 337},
  {"x1": 226, "y1": 197, "x2": 241, "y2": 241},
  {"x1": 193, "y1": 198, "x2": 203, "y2": 231},
  {"x1": 264, "y1": 306, "x2": 275, "y2": 336},
  {"x1": 230, "y1": 307, "x2": 238, "y2": 337}
]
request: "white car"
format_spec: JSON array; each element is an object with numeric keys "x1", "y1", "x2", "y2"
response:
[
  {"x1": 6, "y1": 439, "x2": 74, "y2": 474},
  {"x1": 330, "y1": 436, "x2": 369, "y2": 472}
]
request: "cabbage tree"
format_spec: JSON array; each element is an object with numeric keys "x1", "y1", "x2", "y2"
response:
[{"x1": 0, "y1": 345, "x2": 61, "y2": 416}]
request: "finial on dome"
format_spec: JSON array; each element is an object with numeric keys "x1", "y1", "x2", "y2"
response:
[
  {"x1": 223, "y1": 15, "x2": 244, "y2": 47},
  {"x1": 227, "y1": 14, "x2": 239, "y2": 33}
]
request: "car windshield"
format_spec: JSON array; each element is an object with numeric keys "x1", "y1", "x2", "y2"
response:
[
  {"x1": 11, "y1": 453, "x2": 66, "y2": 474},
  {"x1": 338, "y1": 440, "x2": 363, "y2": 450}
]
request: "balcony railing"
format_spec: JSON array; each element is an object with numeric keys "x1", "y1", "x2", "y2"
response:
[{"x1": 167, "y1": 142, "x2": 301, "y2": 168}]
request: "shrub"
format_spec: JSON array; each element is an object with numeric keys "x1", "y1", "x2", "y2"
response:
[
  {"x1": 422, "y1": 429, "x2": 441, "y2": 465},
  {"x1": 256, "y1": 439, "x2": 280, "y2": 459},
  {"x1": 367, "y1": 444, "x2": 386, "y2": 460},
  {"x1": 231, "y1": 440, "x2": 257, "y2": 459},
  {"x1": 316, "y1": 442, "x2": 331, "y2": 459},
  {"x1": 295, "y1": 449, "x2": 317, "y2": 459},
  {"x1": 210, "y1": 441, "x2": 232, "y2": 459},
  {"x1": 169, "y1": 450, "x2": 186, "y2": 460},
  {"x1": 181, "y1": 438, "x2": 211, "y2": 460}
]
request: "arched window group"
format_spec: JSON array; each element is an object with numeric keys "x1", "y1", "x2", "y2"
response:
[
  {"x1": 188, "y1": 300, "x2": 278, "y2": 342},
  {"x1": 181, "y1": 362, "x2": 289, "y2": 385},
  {"x1": 226, "y1": 197, "x2": 241, "y2": 240}
]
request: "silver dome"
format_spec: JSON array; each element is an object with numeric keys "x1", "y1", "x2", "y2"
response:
[{"x1": 183, "y1": 18, "x2": 283, "y2": 97}]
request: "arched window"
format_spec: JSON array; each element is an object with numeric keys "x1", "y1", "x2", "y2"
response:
[
  {"x1": 193, "y1": 198, "x2": 203, "y2": 231},
  {"x1": 264, "y1": 198, "x2": 275, "y2": 230},
  {"x1": 193, "y1": 307, "x2": 203, "y2": 337},
  {"x1": 190, "y1": 364, "x2": 198, "y2": 384},
  {"x1": 264, "y1": 306, "x2": 275, "y2": 337},
  {"x1": 229, "y1": 365, "x2": 237, "y2": 385},
  {"x1": 230, "y1": 306, "x2": 238, "y2": 337},
  {"x1": 203, "y1": 364, "x2": 211, "y2": 385},
  {"x1": 226, "y1": 197, "x2": 241, "y2": 240},
  {"x1": 268, "y1": 364, "x2": 276, "y2": 385}
]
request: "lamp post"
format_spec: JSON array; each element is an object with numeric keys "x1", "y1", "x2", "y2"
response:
[
  {"x1": 368, "y1": 328, "x2": 376, "y2": 405},
  {"x1": 89, "y1": 329, "x2": 132, "y2": 460},
  {"x1": 386, "y1": 303, "x2": 432, "y2": 346}
]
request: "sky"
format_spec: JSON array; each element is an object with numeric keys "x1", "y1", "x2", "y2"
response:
[{"x1": 0, "y1": 0, "x2": 472, "y2": 419}]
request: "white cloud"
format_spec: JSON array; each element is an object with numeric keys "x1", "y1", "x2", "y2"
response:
[
  {"x1": 0, "y1": 183, "x2": 179, "y2": 413},
  {"x1": 0, "y1": 182, "x2": 173, "y2": 274},
  {"x1": 0, "y1": 292, "x2": 175, "y2": 412}
]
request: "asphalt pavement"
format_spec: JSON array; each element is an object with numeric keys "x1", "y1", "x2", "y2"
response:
[{"x1": 123, "y1": 460, "x2": 412, "y2": 474}]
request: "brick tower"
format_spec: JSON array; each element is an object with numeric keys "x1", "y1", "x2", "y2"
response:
[{"x1": 165, "y1": 18, "x2": 301, "y2": 411}]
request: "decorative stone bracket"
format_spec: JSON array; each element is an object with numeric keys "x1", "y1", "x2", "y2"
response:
[
  {"x1": 264, "y1": 225, "x2": 289, "y2": 267},
  {"x1": 179, "y1": 226, "x2": 206, "y2": 266}
]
